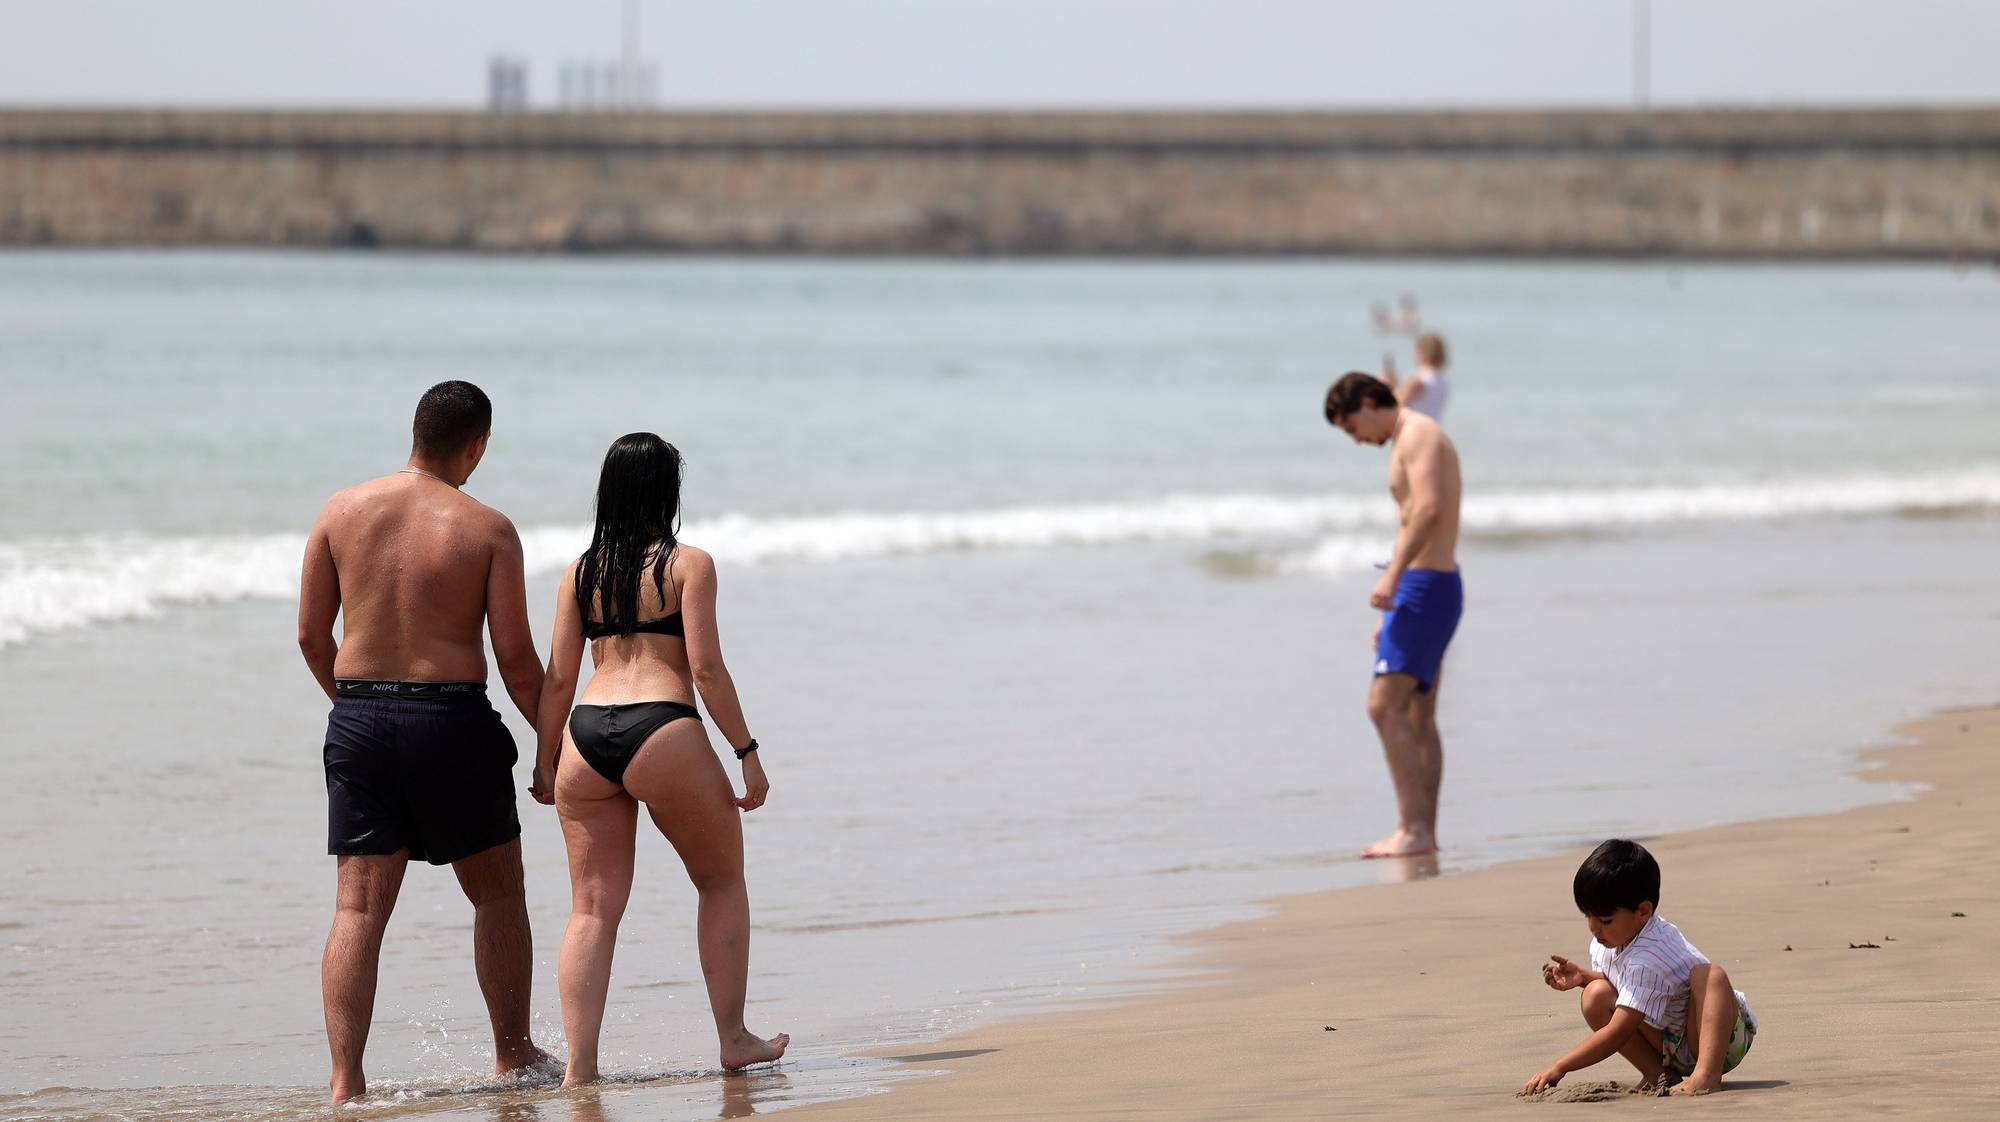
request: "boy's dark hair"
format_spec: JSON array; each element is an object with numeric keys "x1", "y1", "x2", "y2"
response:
[
  {"x1": 1573, "y1": 839, "x2": 1661, "y2": 916},
  {"x1": 1324, "y1": 371, "x2": 1398, "y2": 425},
  {"x1": 412, "y1": 380, "x2": 492, "y2": 457}
]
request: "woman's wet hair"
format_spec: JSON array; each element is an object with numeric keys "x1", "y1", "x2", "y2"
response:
[
  {"x1": 576, "y1": 433, "x2": 684, "y2": 636},
  {"x1": 1324, "y1": 371, "x2": 1398, "y2": 425},
  {"x1": 411, "y1": 380, "x2": 492, "y2": 457},
  {"x1": 1573, "y1": 838, "x2": 1662, "y2": 916}
]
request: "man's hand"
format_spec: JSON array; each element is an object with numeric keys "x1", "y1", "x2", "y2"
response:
[
  {"x1": 1521, "y1": 1064, "x2": 1566, "y2": 1095},
  {"x1": 1369, "y1": 570, "x2": 1399, "y2": 611},
  {"x1": 529, "y1": 758, "x2": 557, "y2": 806},
  {"x1": 735, "y1": 753, "x2": 769, "y2": 812},
  {"x1": 1543, "y1": 954, "x2": 1589, "y2": 991}
]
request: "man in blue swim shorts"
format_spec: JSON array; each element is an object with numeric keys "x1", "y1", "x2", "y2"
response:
[{"x1": 1325, "y1": 372, "x2": 1464, "y2": 859}]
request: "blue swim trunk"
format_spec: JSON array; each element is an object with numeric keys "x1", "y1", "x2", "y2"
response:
[{"x1": 1374, "y1": 568, "x2": 1463, "y2": 694}]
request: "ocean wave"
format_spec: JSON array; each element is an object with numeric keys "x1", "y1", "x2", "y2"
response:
[{"x1": 3, "y1": 468, "x2": 1997, "y2": 648}]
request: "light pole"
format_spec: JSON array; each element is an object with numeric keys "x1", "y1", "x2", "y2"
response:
[
  {"x1": 621, "y1": 0, "x2": 641, "y2": 106},
  {"x1": 1633, "y1": 0, "x2": 1652, "y2": 109}
]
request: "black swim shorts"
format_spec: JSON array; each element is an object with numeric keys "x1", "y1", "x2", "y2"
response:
[{"x1": 323, "y1": 680, "x2": 520, "y2": 865}]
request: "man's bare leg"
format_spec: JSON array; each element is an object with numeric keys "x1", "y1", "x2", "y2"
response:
[
  {"x1": 1580, "y1": 979, "x2": 1667, "y2": 1084},
  {"x1": 1363, "y1": 673, "x2": 1437, "y2": 857},
  {"x1": 324, "y1": 852, "x2": 409, "y2": 1106},
  {"x1": 1672, "y1": 964, "x2": 1739, "y2": 1095},
  {"x1": 1410, "y1": 666, "x2": 1444, "y2": 834},
  {"x1": 452, "y1": 838, "x2": 553, "y2": 1075}
]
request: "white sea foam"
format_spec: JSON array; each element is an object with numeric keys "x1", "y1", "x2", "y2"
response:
[{"x1": 3, "y1": 468, "x2": 1998, "y2": 648}]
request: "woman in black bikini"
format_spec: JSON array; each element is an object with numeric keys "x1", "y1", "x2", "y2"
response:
[{"x1": 531, "y1": 432, "x2": 787, "y2": 1085}]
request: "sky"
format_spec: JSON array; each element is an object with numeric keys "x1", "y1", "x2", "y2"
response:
[{"x1": 1, "y1": 0, "x2": 1996, "y2": 110}]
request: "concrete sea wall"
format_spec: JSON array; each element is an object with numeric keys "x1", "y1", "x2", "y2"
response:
[{"x1": 2, "y1": 107, "x2": 1996, "y2": 255}]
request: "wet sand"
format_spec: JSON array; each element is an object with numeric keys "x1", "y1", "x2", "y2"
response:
[{"x1": 795, "y1": 706, "x2": 2000, "y2": 1118}]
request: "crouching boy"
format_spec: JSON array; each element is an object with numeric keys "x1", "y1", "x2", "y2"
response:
[{"x1": 1522, "y1": 839, "x2": 1758, "y2": 1096}]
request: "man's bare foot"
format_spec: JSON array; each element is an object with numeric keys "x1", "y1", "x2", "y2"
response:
[
  {"x1": 330, "y1": 1074, "x2": 365, "y2": 1107},
  {"x1": 495, "y1": 1044, "x2": 561, "y2": 1079},
  {"x1": 721, "y1": 1029, "x2": 790, "y2": 1071},
  {"x1": 1361, "y1": 828, "x2": 1437, "y2": 858},
  {"x1": 1671, "y1": 1070, "x2": 1722, "y2": 1095}
]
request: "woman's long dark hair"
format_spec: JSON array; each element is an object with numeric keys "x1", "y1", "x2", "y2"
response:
[{"x1": 576, "y1": 432, "x2": 684, "y2": 635}]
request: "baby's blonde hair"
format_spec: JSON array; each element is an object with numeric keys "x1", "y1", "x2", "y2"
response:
[{"x1": 1415, "y1": 332, "x2": 1448, "y2": 368}]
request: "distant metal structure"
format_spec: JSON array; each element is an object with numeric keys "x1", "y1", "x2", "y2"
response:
[
  {"x1": 559, "y1": 0, "x2": 661, "y2": 111},
  {"x1": 1633, "y1": 0, "x2": 1652, "y2": 108},
  {"x1": 487, "y1": 56, "x2": 529, "y2": 112}
]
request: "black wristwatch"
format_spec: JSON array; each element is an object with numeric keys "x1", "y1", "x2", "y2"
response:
[{"x1": 734, "y1": 738, "x2": 759, "y2": 761}]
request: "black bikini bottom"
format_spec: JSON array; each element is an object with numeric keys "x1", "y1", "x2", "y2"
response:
[{"x1": 568, "y1": 701, "x2": 702, "y2": 785}]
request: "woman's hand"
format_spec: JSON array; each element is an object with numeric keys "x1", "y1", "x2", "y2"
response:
[
  {"x1": 529, "y1": 757, "x2": 557, "y2": 806},
  {"x1": 735, "y1": 753, "x2": 769, "y2": 812}
]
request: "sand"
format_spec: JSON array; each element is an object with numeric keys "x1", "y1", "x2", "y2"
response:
[{"x1": 793, "y1": 706, "x2": 2000, "y2": 1118}]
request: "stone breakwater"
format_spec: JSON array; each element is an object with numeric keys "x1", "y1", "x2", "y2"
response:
[{"x1": 2, "y1": 107, "x2": 1996, "y2": 255}]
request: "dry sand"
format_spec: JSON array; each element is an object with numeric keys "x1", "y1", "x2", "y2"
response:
[{"x1": 795, "y1": 707, "x2": 2000, "y2": 1118}]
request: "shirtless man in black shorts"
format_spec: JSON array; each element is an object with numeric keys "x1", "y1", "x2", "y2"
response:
[{"x1": 298, "y1": 381, "x2": 552, "y2": 1104}]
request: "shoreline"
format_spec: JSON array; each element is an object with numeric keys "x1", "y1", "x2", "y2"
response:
[{"x1": 792, "y1": 704, "x2": 2000, "y2": 1118}]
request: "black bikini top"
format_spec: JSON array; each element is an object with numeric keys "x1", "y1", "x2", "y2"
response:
[
  {"x1": 583, "y1": 611, "x2": 683, "y2": 640},
  {"x1": 581, "y1": 545, "x2": 686, "y2": 640}
]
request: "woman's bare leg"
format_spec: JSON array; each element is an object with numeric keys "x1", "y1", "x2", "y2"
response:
[
  {"x1": 555, "y1": 740, "x2": 639, "y2": 1087},
  {"x1": 623, "y1": 721, "x2": 788, "y2": 1070}
]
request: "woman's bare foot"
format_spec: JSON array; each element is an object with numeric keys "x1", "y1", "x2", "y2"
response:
[
  {"x1": 1671, "y1": 1070, "x2": 1722, "y2": 1095},
  {"x1": 721, "y1": 1029, "x2": 790, "y2": 1071},
  {"x1": 562, "y1": 1062, "x2": 600, "y2": 1089},
  {"x1": 1361, "y1": 828, "x2": 1437, "y2": 858}
]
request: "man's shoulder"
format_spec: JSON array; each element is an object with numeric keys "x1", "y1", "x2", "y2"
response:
[
  {"x1": 1395, "y1": 411, "x2": 1447, "y2": 452},
  {"x1": 1407, "y1": 412, "x2": 1458, "y2": 459},
  {"x1": 454, "y1": 491, "x2": 515, "y2": 531},
  {"x1": 316, "y1": 476, "x2": 392, "y2": 522},
  {"x1": 449, "y1": 497, "x2": 523, "y2": 560}
]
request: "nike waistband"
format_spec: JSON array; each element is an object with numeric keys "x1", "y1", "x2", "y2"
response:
[{"x1": 335, "y1": 679, "x2": 488, "y2": 700}]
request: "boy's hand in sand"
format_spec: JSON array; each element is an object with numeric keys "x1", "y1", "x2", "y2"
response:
[
  {"x1": 1521, "y1": 1064, "x2": 1566, "y2": 1094},
  {"x1": 1542, "y1": 954, "x2": 1589, "y2": 991}
]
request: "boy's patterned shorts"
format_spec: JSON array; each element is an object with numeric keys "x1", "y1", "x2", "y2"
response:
[{"x1": 1661, "y1": 1001, "x2": 1755, "y2": 1076}]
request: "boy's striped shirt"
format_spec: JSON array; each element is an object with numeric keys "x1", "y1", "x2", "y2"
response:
[{"x1": 1589, "y1": 913, "x2": 1756, "y2": 1034}]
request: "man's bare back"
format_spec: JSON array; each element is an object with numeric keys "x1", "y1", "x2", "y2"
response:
[{"x1": 304, "y1": 473, "x2": 515, "y2": 686}]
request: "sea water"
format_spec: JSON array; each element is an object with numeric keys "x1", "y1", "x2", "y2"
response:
[{"x1": 2, "y1": 253, "x2": 1997, "y2": 1120}]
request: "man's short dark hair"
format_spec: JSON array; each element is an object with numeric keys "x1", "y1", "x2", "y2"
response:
[
  {"x1": 412, "y1": 381, "x2": 492, "y2": 457},
  {"x1": 1573, "y1": 839, "x2": 1661, "y2": 916},
  {"x1": 1324, "y1": 371, "x2": 1398, "y2": 425}
]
